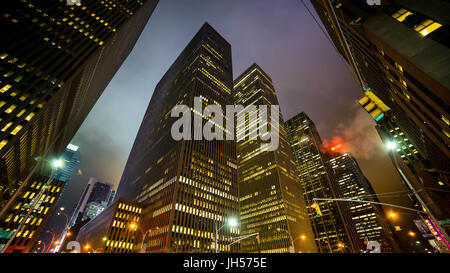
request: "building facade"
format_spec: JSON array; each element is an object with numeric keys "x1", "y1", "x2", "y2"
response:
[
  {"x1": 117, "y1": 23, "x2": 240, "y2": 253},
  {"x1": 234, "y1": 64, "x2": 317, "y2": 253},
  {"x1": 0, "y1": 0, "x2": 159, "y2": 215},
  {"x1": 69, "y1": 177, "x2": 114, "y2": 226},
  {"x1": 310, "y1": 0, "x2": 449, "y2": 235},
  {"x1": 286, "y1": 112, "x2": 362, "y2": 252},
  {"x1": 76, "y1": 198, "x2": 143, "y2": 253},
  {"x1": 0, "y1": 175, "x2": 65, "y2": 252},
  {"x1": 327, "y1": 152, "x2": 399, "y2": 252}
]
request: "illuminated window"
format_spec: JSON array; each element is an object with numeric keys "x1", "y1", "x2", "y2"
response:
[
  {"x1": 5, "y1": 105, "x2": 16, "y2": 113},
  {"x1": 414, "y1": 19, "x2": 442, "y2": 36},
  {"x1": 16, "y1": 109, "x2": 26, "y2": 117},
  {"x1": 25, "y1": 112, "x2": 35, "y2": 121},
  {"x1": 392, "y1": 9, "x2": 413, "y2": 22},
  {"x1": 1, "y1": 84, "x2": 12, "y2": 93},
  {"x1": 0, "y1": 140, "x2": 7, "y2": 150},
  {"x1": 442, "y1": 115, "x2": 450, "y2": 126},
  {"x1": 1, "y1": 122, "x2": 12, "y2": 131},
  {"x1": 11, "y1": 125, "x2": 22, "y2": 135}
]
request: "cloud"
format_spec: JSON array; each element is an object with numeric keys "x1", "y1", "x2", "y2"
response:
[{"x1": 323, "y1": 103, "x2": 382, "y2": 160}]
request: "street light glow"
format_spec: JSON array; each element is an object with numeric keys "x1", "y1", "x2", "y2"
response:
[
  {"x1": 386, "y1": 141, "x2": 397, "y2": 150},
  {"x1": 388, "y1": 211, "x2": 397, "y2": 219},
  {"x1": 52, "y1": 159, "x2": 63, "y2": 169},
  {"x1": 129, "y1": 222, "x2": 138, "y2": 231},
  {"x1": 228, "y1": 218, "x2": 238, "y2": 227}
]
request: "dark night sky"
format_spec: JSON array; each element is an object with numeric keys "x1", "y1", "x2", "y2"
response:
[{"x1": 45, "y1": 0, "x2": 417, "y2": 239}]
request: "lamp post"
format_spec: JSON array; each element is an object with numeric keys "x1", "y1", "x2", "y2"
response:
[
  {"x1": 386, "y1": 141, "x2": 450, "y2": 249},
  {"x1": 128, "y1": 222, "x2": 160, "y2": 253},
  {"x1": 214, "y1": 217, "x2": 238, "y2": 253},
  {"x1": 53, "y1": 207, "x2": 70, "y2": 253},
  {"x1": 0, "y1": 157, "x2": 63, "y2": 253}
]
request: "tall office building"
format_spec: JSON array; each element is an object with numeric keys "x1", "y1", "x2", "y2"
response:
[
  {"x1": 69, "y1": 177, "x2": 114, "y2": 226},
  {"x1": 310, "y1": 0, "x2": 449, "y2": 234},
  {"x1": 286, "y1": 112, "x2": 362, "y2": 252},
  {"x1": 117, "y1": 23, "x2": 239, "y2": 253},
  {"x1": 374, "y1": 114, "x2": 450, "y2": 249},
  {"x1": 0, "y1": 175, "x2": 65, "y2": 252},
  {"x1": 54, "y1": 143, "x2": 81, "y2": 183},
  {"x1": 327, "y1": 152, "x2": 399, "y2": 252},
  {"x1": 234, "y1": 64, "x2": 316, "y2": 253},
  {"x1": 0, "y1": 0, "x2": 159, "y2": 214}
]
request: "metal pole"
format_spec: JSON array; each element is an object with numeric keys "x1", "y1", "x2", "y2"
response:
[
  {"x1": 215, "y1": 221, "x2": 218, "y2": 253},
  {"x1": 391, "y1": 152, "x2": 450, "y2": 248}
]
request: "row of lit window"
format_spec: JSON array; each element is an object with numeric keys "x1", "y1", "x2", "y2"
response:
[{"x1": 392, "y1": 8, "x2": 442, "y2": 37}]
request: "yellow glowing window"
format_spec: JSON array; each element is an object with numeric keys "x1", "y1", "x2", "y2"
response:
[
  {"x1": 0, "y1": 140, "x2": 8, "y2": 150},
  {"x1": 1, "y1": 122, "x2": 12, "y2": 132},
  {"x1": 18, "y1": 63, "x2": 26, "y2": 68},
  {"x1": 1, "y1": 84, "x2": 12, "y2": 93},
  {"x1": 442, "y1": 115, "x2": 450, "y2": 126},
  {"x1": 0, "y1": 101, "x2": 5, "y2": 108},
  {"x1": 25, "y1": 112, "x2": 35, "y2": 121},
  {"x1": 392, "y1": 9, "x2": 413, "y2": 22},
  {"x1": 8, "y1": 58, "x2": 18, "y2": 64},
  {"x1": 395, "y1": 63, "x2": 403, "y2": 72},
  {"x1": 11, "y1": 125, "x2": 22, "y2": 135},
  {"x1": 0, "y1": 53, "x2": 8, "y2": 59},
  {"x1": 414, "y1": 19, "x2": 442, "y2": 36},
  {"x1": 444, "y1": 129, "x2": 450, "y2": 139},
  {"x1": 5, "y1": 105, "x2": 16, "y2": 113}
]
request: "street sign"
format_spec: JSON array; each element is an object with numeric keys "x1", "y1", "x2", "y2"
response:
[{"x1": 0, "y1": 230, "x2": 13, "y2": 239}]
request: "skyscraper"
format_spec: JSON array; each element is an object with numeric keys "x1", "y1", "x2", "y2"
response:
[
  {"x1": 326, "y1": 152, "x2": 399, "y2": 252},
  {"x1": 54, "y1": 144, "x2": 81, "y2": 183},
  {"x1": 0, "y1": 175, "x2": 65, "y2": 253},
  {"x1": 117, "y1": 23, "x2": 239, "y2": 253},
  {"x1": 69, "y1": 177, "x2": 114, "y2": 226},
  {"x1": 309, "y1": 0, "x2": 449, "y2": 236},
  {"x1": 0, "y1": 0, "x2": 159, "y2": 214},
  {"x1": 234, "y1": 64, "x2": 316, "y2": 253},
  {"x1": 286, "y1": 112, "x2": 362, "y2": 252}
]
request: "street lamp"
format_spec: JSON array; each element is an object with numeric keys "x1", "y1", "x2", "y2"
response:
[
  {"x1": 386, "y1": 141, "x2": 397, "y2": 150},
  {"x1": 1, "y1": 156, "x2": 65, "y2": 253},
  {"x1": 385, "y1": 140, "x2": 450, "y2": 250},
  {"x1": 388, "y1": 211, "x2": 397, "y2": 219},
  {"x1": 214, "y1": 217, "x2": 238, "y2": 253}
]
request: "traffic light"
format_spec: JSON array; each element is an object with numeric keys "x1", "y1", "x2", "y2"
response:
[
  {"x1": 310, "y1": 203, "x2": 322, "y2": 218},
  {"x1": 359, "y1": 91, "x2": 390, "y2": 122}
]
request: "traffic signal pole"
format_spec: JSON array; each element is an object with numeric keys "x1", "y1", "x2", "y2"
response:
[{"x1": 312, "y1": 197, "x2": 450, "y2": 251}]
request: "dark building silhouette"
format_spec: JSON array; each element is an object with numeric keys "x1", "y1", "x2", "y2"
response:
[
  {"x1": 117, "y1": 23, "x2": 239, "y2": 253},
  {"x1": 286, "y1": 112, "x2": 362, "y2": 252},
  {"x1": 0, "y1": 0, "x2": 159, "y2": 216},
  {"x1": 234, "y1": 64, "x2": 317, "y2": 253}
]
